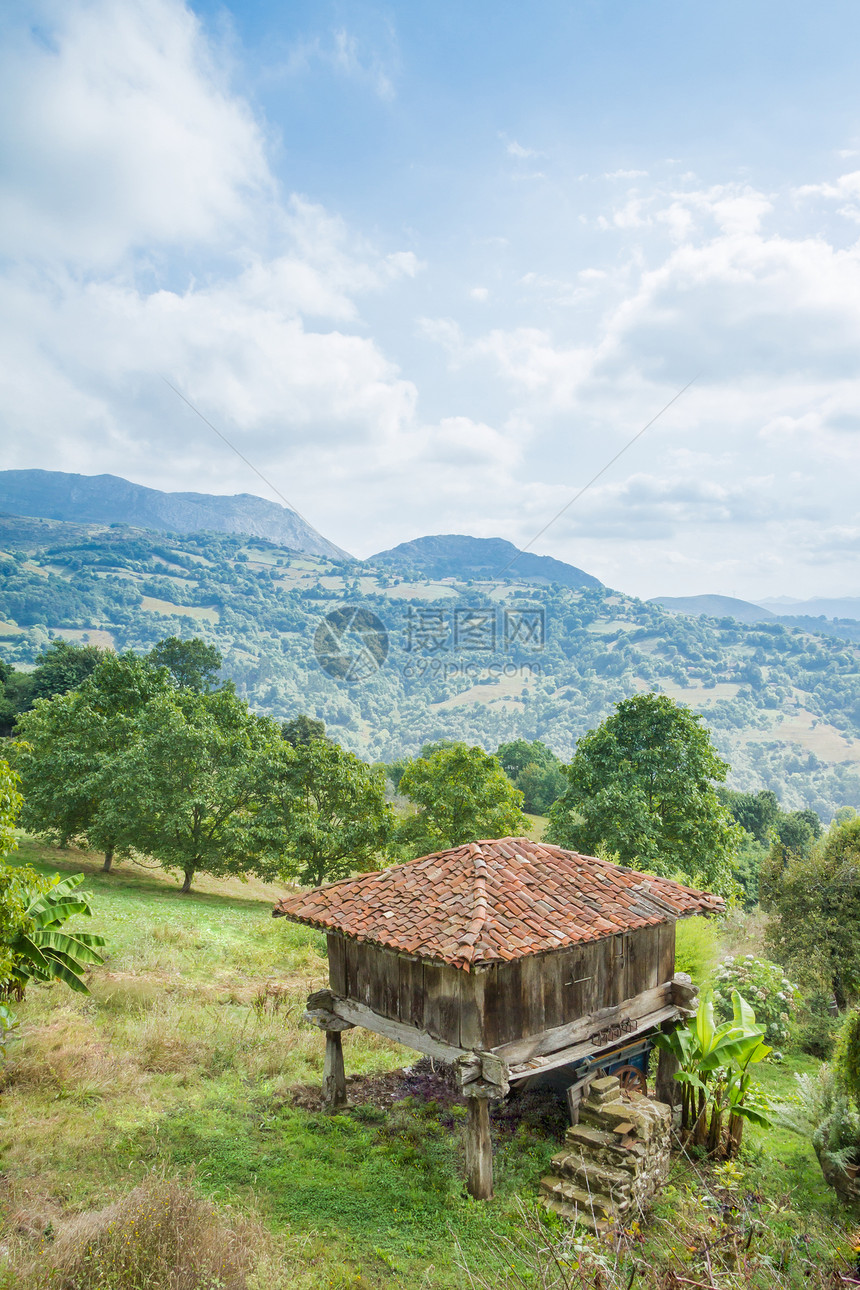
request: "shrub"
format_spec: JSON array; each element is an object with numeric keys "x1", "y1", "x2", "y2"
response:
[
  {"x1": 674, "y1": 915, "x2": 720, "y2": 986},
  {"x1": 712, "y1": 955, "x2": 799, "y2": 1049},
  {"x1": 796, "y1": 991, "x2": 842, "y2": 1060},
  {"x1": 12, "y1": 1174, "x2": 266, "y2": 1290},
  {"x1": 834, "y1": 1007, "x2": 860, "y2": 1106}
]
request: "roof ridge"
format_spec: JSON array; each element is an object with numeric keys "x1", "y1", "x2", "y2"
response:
[
  {"x1": 271, "y1": 836, "x2": 725, "y2": 967},
  {"x1": 455, "y1": 841, "x2": 490, "y2": 963}
]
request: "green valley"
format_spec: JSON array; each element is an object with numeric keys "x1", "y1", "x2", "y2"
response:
[{"x1": 2, "y1": 514, "x2": 860, "y2": 816}]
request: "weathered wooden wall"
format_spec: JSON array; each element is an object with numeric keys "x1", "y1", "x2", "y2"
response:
[
  {"x1": 327, "y1": 919, "x2": 677, "y2": 1051},
  {"x1": 327, "y1": 933, "x2": 466, "y2": 1047}
]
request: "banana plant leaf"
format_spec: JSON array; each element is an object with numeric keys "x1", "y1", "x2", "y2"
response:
[
  {"x1": 30, "y1": 901, "x2": 92, "y2": 928},
  {"x1": 29, "y1": 929, "x2": 106, "y2": 964}
]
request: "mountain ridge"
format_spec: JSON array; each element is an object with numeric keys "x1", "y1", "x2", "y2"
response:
[
  {"x1": 370, "y1": 534, "x2": 602, "y2": 591},
  {"x1": 0, "y1": 469, "x2": 349, "y2": 561},
  {"x1": 2, "y1": 511, "x2": 860, "y2": 817},
  {"x1": 649, "y1": 594, "x2": 776, "y2": 625}
]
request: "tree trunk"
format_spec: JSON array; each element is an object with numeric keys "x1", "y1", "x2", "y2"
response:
[
  {"x1": 693, "y1": 1088, "x2": 708, "y2": 1149},
  {"x1": 103, "y1": 849, "x2": 114, "y2": 873},
  {"x1": 465, "y1": 1098, "x2": 493, "y2": 1200},
  {"x1": 656, "y1": 1042, "x2": 680, "y2": 1107},
  {"x1": 181, "y1": 868, "x2": 194, "y2": 894},
  {"x1": 727, "y1": 1112, "x2": 744, "y2": 1158},
  {"x1": 707, "y1": 1104, "x2": 723, "y2": 1156}
]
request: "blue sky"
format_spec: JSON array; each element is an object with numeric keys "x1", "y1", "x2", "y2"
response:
[{"x1": 2, "y1": 0, "x2": 860, "y2": 599}]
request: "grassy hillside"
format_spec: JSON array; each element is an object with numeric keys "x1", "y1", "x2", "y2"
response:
[
  {"x1": 2, "y1": 515, "x2": 860, "y2": 815},
  {"x1": 0, "y1": 839, "x2": 851, "y2": 1289}
]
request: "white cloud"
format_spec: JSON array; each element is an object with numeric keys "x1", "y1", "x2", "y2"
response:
[
  {"x1": 503, "y1": 138, "x2": 542, "y2": 160},
  {"x1": 5, "y1": 2, "x2": 860, "y2": 598},
  {"x1": 0, "y1": 0, "x2": 424, "y2": 504},
  {"x1": 278, "y1": 23, "x2": 397, "y2": 101},
  {"x1": 0, "y1": 0, "x2": 272, "y2": 267},
  {"x1": 413, "y1": 167, "x2": 860, "y2": 595}
]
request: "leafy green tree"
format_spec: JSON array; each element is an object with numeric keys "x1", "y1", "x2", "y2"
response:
[
  {"x1": 0, "y1": 662, "x2": 23, "y2": 738},
  {"x1": 383, "y1": 756, "x2": 411, "y2": 793},
  {"x1": 260, "y1": 739, "x2": 393, "y2": 887},
  {"x1": 718, "y1": 788, "x2": 780, "y2": 844},
  {"x1": 281, "y1": 713, "x2": 329, "y2": 746},
  {"x1": 776, "y1": 809, "x2": 821, "y2": 857},
  {"x1": 417, "y1": 740, "x2": 460, "y2": 759},
  {"x1": 834, "y1": 1008, "x2": 860, "y2": 1107},
  {"x1": 16, "y1": 653, "x2": 173, "y2": 870},
  {"x1": 397, "y1": 743, "x2": 528, "y2": 855},
  {"x1": 30, "y1": 639, "x2": 105, "y2": 703},
  {"x1": 497, "y1": 739, "x2": 566, "y2": 815},
  {"x1": 546, "y1": 693, "x2": 741, "y2": 894},
  {"x1": 733, "y1": 830, "x2": 768, "y2": 907},
  {"x1": 765, "y1": 817, "x2": 860, "y2": 1009},
  {"x1": 0, "y1": 758, "x2": 22, "y2": 860},
  {"x1": 105, "y1": 688, "x2": 282, "y2": 893},
  {"x1": 147, "y1": 636, "x2": 223, "y2": 692}
]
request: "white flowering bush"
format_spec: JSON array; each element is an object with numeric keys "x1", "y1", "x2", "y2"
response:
[{"x1": 713, "y1": 955, "x2": 800, "y2": 1050}]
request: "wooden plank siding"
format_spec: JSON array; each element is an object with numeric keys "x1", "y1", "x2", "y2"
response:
[
  {"x1": 327, "y1": 933, "x2": 347, "y2": 995},
  {"x1": 423, "y1": 959, "x2": 462, "y2": 1044},
  {"x1": 627, "y1": 924, "x2": 662, "y2": 995},
  {"x1": 459, "y1": 969, "x2": 485, "y2": 1049},
  {"x1": 398, "y1": 954, "x2": 425, "y2": 1031},
  {"x1": 325, "y1": 918, "x2": 680, "y2": 1055},
  {"x1": 658, "y1": 921, "x2": 677, "y2": 984}
]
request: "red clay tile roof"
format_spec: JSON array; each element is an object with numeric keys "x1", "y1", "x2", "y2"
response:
[{"x1": 271, "y1": 837, "x2": 724, "y2": 969}]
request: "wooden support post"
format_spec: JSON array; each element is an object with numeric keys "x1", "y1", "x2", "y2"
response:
[
  {"x1": 322, "y1": 1030, "x2": 347, "y2": 1110},
  {"x1": 465, "y1": 1097, "x2": 493, "y2": 1200},
  {"x1": 655, "y1": 1031, "x2": 680, "y2": 1107}
]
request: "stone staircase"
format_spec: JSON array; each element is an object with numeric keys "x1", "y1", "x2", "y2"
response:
[{"x1": 540, "y1": 1075, "x2": 672, "y2": 1233}]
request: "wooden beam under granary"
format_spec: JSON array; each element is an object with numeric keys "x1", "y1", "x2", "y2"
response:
[{"x1": 273, "y1": 836, "x2": 722, "y2": 1199}]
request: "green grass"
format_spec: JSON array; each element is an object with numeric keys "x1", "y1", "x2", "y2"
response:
[
  {"x1": 522, "y1": 813, "x2": 548, "y2": 841},
  {"x1": 0, "y1": 839, "x2": 561, "y2": 1288},
  {"x1": 1, "y1": 837, "x2": 855, "y2": 1289}
]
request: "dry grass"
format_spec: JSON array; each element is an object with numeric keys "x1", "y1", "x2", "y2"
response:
[
  {"x1": 717, "y1": 906, "x2": 772, "y2": 958},
  {"x1": 2, "y1": 1173, "x2": 285, "y2": 1290}
]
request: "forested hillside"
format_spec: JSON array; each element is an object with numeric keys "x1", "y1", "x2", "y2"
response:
[{"x1": 2, "y1": 514, "x2": 860, "y2": 816}]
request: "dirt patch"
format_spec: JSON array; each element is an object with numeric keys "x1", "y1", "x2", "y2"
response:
[
  {"x1": 287, "y1": 1058, "x2": 568, "y2": 1137},
  {"x1": 288, "y1": 1056, "x2": 461, "y2": 1113}
]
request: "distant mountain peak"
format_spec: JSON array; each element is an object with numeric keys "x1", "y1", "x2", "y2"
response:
[
  {"x1": 648, "y1": 594, "x2": 775, "y2": 624},
  {"x1": 0, "y1": 469, "x2": 349, "y2": 560},
  {"x1": 368, "y1": 533, "x2": 602, "y2": 590}
]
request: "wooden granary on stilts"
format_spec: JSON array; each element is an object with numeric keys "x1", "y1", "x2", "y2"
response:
[{"x1": 272, "y1": 837, "x2": 722, "y2": 1199}]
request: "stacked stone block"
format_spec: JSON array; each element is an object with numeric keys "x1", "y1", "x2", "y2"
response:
[{"x1": 540, "y1": 1075, "x2": 672, "y2": 1233}]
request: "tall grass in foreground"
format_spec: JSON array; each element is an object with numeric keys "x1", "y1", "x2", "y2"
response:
[
  {"x1": 1, "y1": 1173, "x2": 295, "y2": 1290},
  {"x1": 458, "y1": 1193, "x2": 857, "y2": 1290}
]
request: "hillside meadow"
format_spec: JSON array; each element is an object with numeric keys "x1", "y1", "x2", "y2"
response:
[{"x1": 1, "y1": 839, "x2": 856, "y2": 1289}]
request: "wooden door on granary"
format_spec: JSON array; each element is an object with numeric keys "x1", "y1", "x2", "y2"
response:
[{"x1": 554, "y1": 932, "x2": 629, "y2": 1023}]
